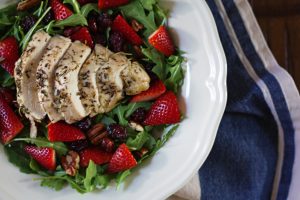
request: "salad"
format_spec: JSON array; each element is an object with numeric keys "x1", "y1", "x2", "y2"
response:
[{"x1": 0, "y1": 0, "x2": 185, "y2": 193}]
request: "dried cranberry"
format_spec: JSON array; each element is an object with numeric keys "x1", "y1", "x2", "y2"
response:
[
  {"x1": 63, "y1": 27, "x2": 81, "y2": 37},
  {"x1": 97, "y1": 13, "x2": 113, "y2": 29},
  {"x1": 93, "y1": 34, "x2": 107, "y2": 46},
  {"x1": 67, "y1": 139, "x2": 89, "y2": 152},
  {"x1": 20, "y1": 15, "x2": 37, "y2": 33},
  {"x1": 75, "y1": 118, "x2": 92, "y2": 132},
  {"x1": 107, "y1": 124, "x2": 127, "y2": 142},
  {"x1": 143, "y1": 62, "x2": 158, "y2": 81},
  {"x1": 88, "y1": 17, "x2": 98, "y2": 33},
  {"x1": 100, "y1": 137, "x2": 114, "y2": 152},
  {"x1": 43, "y1": 11, "x2": 53, "y2": 24},
  {"x1": 130, "y1": 108, "x2": 147, "y2": 124},
  {"x1": 109, "y1": 32, "x2": 125, "y2": 52}
]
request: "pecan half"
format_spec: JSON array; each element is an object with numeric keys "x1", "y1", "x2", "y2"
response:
[
  {"x1": 61, "y1": 151, "x2": 80, "y2": 176},
  {"x1": 87, "y1": 123, "x2": 107, "y2": 145},
  {"x1": 17, "y1": 0, "x2": 41, "y2": 11},
  {"x1": 131, "y1": 19, "x2": 144, "y2": 32}
]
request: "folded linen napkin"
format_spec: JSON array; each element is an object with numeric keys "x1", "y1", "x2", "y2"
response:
[{"x1": 170, "y1": 0, "x2": 300, "y2": 199}]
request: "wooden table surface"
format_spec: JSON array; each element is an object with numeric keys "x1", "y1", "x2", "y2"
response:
[{"x1": 250, "y1": 0, "x2": 300, "y2": 90}]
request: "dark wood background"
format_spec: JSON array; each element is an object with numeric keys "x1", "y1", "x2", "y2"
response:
[{"x1": 250, "y1": 0, "x2": 300, "y2": 90}]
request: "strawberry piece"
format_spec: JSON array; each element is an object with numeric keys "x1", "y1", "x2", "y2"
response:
[
  {"x1": 0, "y1": 37, "x2": 19, "y2": 76},
  {"x1": 50, "y1": 0, "x2": 73, "y2": 21},
  {"x1": 48, "y1": 122, "x2": 86, "y2": 142},
  {"x1": 144, "y1": 91, "x2": 180, "y2": 126},
  {"x1": 24, "y1": 146, "x2": 56, "y2": 171},
  {"x1": 98, "y1": 0, "x2": 129, "y2": 9},
  {"x1": 0, "y1": 96, "x2": 23, "y2": 144},
  {"x1": 79, "y1": 147, "x2": 113, "y2": 167},
  {"x1": 69, "y1": 27, "x2": 94, "y2": 48},
  {"x1": 112, "y1": 15, "x2": 143, "y2": 46},
  {"x1": 131, "y1": 79, "x2": 166, "y2": 103},
  {"x1": 107, "y1": 143, "x2": 137, "y2": 173},
  {"x1": 148, "y1": 26, "x2": 175, "y2": 57}
]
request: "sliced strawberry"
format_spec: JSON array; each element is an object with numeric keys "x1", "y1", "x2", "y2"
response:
[
  {"x1": 98, "y1": 0, "x2": 129, "y2": 9},
  {"x1": 112, "y1": 15, "x2": 143, "y2": 46},
  {"x1": 0, "y1": 88, "x2": 15, "y2": 105},
  {"x1": 148, "y1": 26, "x2": 175, "y2": 57},
  {"x1": 107, "y1": 143, "x2": 137, "y2": 173},
  {"x1": 24, "y1": 146, "x2": 56, "y2": 171},
  {"x1": 79, "y1": 147, "x2": 113, "y2": 167},
  {"x1": 48, "y1": 122, "x2": 86, "y2": 142},
  {"x1": 50, "y1": 0, "x2": 73, "y2": 21},
  {"x1": 69, "y1": 27, "x2": 94, "y2": 48},
  {"x1": 0, "y1": 96, "x2": 23, "y2": 144},
  {"x1": 0, "y1": 37, "x2": 19, "y2": 76},
  {"x1": 131, "y1": 79, "x2": 166, "y2": 103},
  {"x1": 144, "y1": 91, "x2": 180, "y2": 126}
]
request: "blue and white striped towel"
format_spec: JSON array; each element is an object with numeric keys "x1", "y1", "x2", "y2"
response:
[{"x1": 170, "y1": 0, "x2": 300, "y2": 199}]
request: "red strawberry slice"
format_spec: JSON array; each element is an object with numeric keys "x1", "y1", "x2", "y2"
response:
[
  {"x1": 112, "y1": 15, "x2": 143, "y2": 46},
  {"x1": 48, "y1": 122, "x2": 86, "y2": 142},
  {"x1": 50, "y1": 0, "x2": 73, "y2": 21},
  {"x1": 0, "y1": 96, "x2": 24, "y2": 144},
  {"x1": 107, "y1": 143, "x2": 137, "y2": 173},
  {"x1": 144, "y1": 91, "x2": 180, "y2": 126},
  {"x1": 70, "y1": 27, "x2": 94, "y2": 48},
  {"x1": 0, "y1": 37, "x2": 19, "y2": 76},
  {"x1": 148, "y1": 26, "x2": 175, "y2": 57},
  {"x1": 79, "y1": 147, "x2": 113, "y2": 167},
  {"x1": 131, "y1": 79, "x2": 166, "y2": 103},
  {"x1": 24, "y1": 146, "x2": 56, "y2": 171},
  {"x1": 98, "y1": 0, "x2": 129, "y2": 9}
]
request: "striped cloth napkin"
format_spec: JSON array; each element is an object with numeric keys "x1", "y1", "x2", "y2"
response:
[{"x1": 169, "y1": 0, "x2": 300, "y2": 199}]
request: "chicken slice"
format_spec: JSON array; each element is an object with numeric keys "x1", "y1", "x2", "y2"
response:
[
  {"x1": 36, "y1": 35, "x2": 71, "y2": 122},
  {"x1": 79, "y1": 44, "x2": 112, "y2": 117},
  {"x1": 121, "y1": 61, "x2": 150, "y2": 95},
  {"x1": 54, "y1": 41, "x2": 91, "y2": 124},
  {"x1": 15, "y1": 30, "x2": 51, "y2": 121},
  {"x1": 96, "y1": 53, "x2": 129, "y2": 113}
]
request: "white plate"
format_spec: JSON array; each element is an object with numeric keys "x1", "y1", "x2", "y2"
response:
[{"x1": 0, "y1": 0, "x2": 227, "y2": 199}]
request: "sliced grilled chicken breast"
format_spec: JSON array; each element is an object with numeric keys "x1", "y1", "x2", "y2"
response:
[
  {"x1": 36, "y1": 35, "x2": 71, "y2": 122},
  {"x1": 121, "y1": 61, "x2": 150, "y2": 95},
  {"x1": 15, "y1": 30, "x2": 51, "y2": 121},
  {"x1": 79, "y1": 44, "x2": 112, "y2": 117},
  {"x1": 96, "y1": 53, "x2": 129, "y2": 113},
  {"x1": 54, "y1": 41, "x2": 91, "y2": 124}
]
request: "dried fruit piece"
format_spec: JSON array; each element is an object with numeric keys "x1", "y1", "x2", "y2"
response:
[
  {"x1": 67, "y1": 139, "x2": 89, "y2": 152},
  {"x1": 107, "y1": 124, "x2": 127, "y2": 142}
]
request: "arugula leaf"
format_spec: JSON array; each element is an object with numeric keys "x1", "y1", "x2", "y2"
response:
[
  {"x1": 83, "y1": 160, "x2": 97, "y2": 192},
  {"x1": 29, "y1": 159, "x2": 50, "y2": 176},
  {"x1": 126, "y1": 131, "x2": 150, "y2": 150},
  {"x1": 4, "y1": 143, "x2": 34, "y2": 174},
  {"x1": 140, "y1": 0, "x2": 157, "y2": 10},
  {"x1": 125, "y1": 102, "x2": 151, "y2": 118},
  {"x1": 81, "y1": 3, "x2": 99, "y2": 18},
  {"x1": 151, "y1": 124, "x2": 179, "y2": 155},
  {"x1": 0, "y1": 67, "x2": 14, "y2": 87},
  {"x1": 144, "y1": 134, "x2": 156, "y2": 150},
  {"x1": 64, "y1": 0, "x2": 81, "y2": 14},
  {"x1": 141, "y1": 46, "x2": 165, "y2": 80},
  {"x1": 12, "y1": 137, "x2": 68, "y2": 155},
  {"x1": 0, "y1": 3, "x2": 17, "y2": 29},
  {"x1": 116, "y1": 170, "x2": 131, "y2": 189},
  {"x1": 45, "y1": 14, "x2": 88, "y2": 35},
  {"x1": 95, "y1": 174, "x2": 111, "y2": 189},
  {"x1": 20, "y1": 7, "x2": 51, "y2": 50},
  {"x1": 165, "y1": 55, "x2": 185, "y2": 93},
  {"x1": 101, "y1": 115, "x2": 116, "y2": 126},
  {"x1": 119, "y1": 0, "x2": 157, "y2": 37},
  {"x1": 40, "y1": 178, "x2": 66, "y2": 191}
]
